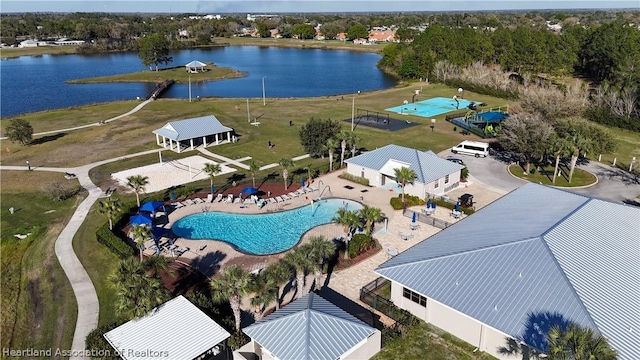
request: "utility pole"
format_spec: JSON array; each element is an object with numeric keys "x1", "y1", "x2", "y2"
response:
[
  {"x1": 262, "y1": 76, "x2": 266, "y2": 106},
  {"x1": 188, "y1": 74, "x2": 192, "y2": 102},
  {"x1": 246, "y1": 98, "x2": 251, "y2": 123},
  {"x1": 351, "y1": 97, "x2": 355, "y2": 131}
]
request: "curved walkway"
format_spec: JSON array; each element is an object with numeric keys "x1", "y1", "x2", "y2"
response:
[
  {"x1": 1, "y1": 148, "x2": 164, "y2": 360},
  {"x1": 0, "y1": 99, "x2": 153, "y2": 140}
]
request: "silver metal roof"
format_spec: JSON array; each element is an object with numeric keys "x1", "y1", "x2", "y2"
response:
[
  {"x1": 104, "y1": 295, "x2": 230, "y2": 360},
  {"x1": 376, "y1": 183, "x2": 640, "y2": 358},
  {"x1": 243, "y1": 292, "x2": 377, "y2": 360},
  {"x1": 153, "y1": 115, "x2": 233, "y2": 141},
  {"x1": 345, "y1": 144, "x2": 464, "y2": 184}
]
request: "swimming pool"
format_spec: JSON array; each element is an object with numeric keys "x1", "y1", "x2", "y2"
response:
[
  {"x1": 385, "y1": 97, "x2": 474, "y2": 118},
  {"x1": 171, "y1": 199, "x2": 363, "y2": 255}
]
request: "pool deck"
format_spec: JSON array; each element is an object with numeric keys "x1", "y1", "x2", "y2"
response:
[{"x1": 143, "y1": 170, "x2": 504, "y2": 318}]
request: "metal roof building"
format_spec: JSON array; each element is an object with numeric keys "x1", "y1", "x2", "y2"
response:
[
  {"x1": 104, "y1": 295, "x2": 230, "y2": 360},
  {"x1": 376, "y1": 183, "x2": 640, "y2": 359},
  {"x1": 344, "y1": 144, "x2": 465, "y2": 196},
  {"x1": 153, "y1": 115, "x2": 234, "y2": 153},
  {"x1": 241, "y1": 292, "x2": 381, "y2": 360}
]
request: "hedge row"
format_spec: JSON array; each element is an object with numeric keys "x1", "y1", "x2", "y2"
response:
[
  {"x1": 390, "y1": 194, "x2": 424, "y2": 210},
  {"x1": 444, "y1": 78, "x2": 519, "y2": 100},
  {"x1": 585, "y1": 107, "x2": 640, "y2": 132},
  {"x1": 96, "y1": 222, "x2": 134, "y2": 258},
  {"x1": 339, "y1": 172, "x2": 370, "y2": 186},
  {"x1": 431, "y1": 198, "x2": 475, "y2": 215}
]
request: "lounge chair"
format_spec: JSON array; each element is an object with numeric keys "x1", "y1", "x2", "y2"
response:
[
  {"x1": 275, "y1": 196, "x2": 284, "y2": 203},
  {"x1": 225, "y1": 195, "x2": 233, "y2": 203},
  {"x1": 215, "y1": 194, "x2": 223, "y2": 202},
  {"x1": 281, "y1": 194, "x2": 291, "y2": 201},
  {"x1": 205, "y1": 194, "x2": 214, "y2": 203},
  {"x1": 294, "y1": 189, "x2": 306, "y2": 196},
  {"x1": 308, "y1": 185, "x2": 319, "y2": 192},
  {"x1": 243, "y1": 198, "x2": 255, "y2": 205},
  {"x1": 233, "y1": 197, "x2": 242, "y2": 204},
  {"x1": 267, "y1": 198, "x2": 276, "y2": 203},
  {"x1": 256, "y1": 199, "x2": 266, "y2": 208},
  {"x1": 172, "y1": 202, "x2": 185, "y2": 209},
  {"x1": 288, "y1": 192, "x2": 299, "y2": 198},
  {"x1": 183, "y1": 199, "x2": 195, "y2": 206},
  {"x1": 194, "y1": 197, "x2": 204, "y2": 204}
]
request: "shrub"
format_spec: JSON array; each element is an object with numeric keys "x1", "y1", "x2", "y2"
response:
[
  {"x1": 444, "y1": 78, "x2": 519, "y2": 100},
  {"x1": 85, "y1": 322, "x2": 119, "y2": 359},
  {"x1": 585, "y1": 107, "x2": 640, "y2": 132},
  {"x1": 389, "y1": 194, "x2": 424, "y2": 210},
  {"x1": 431, "y1": 198, "x2": 475, "y2": 215},
  {"x1": 43, "y1": 181, "x2": 83, "y2": 201},
  {"x1": 175, "y1": 185, "x2": 196, "y2": 198},
  {"x1": 227, "y1": 331, "x2": 250, "y2": 350},
  {"x1": 96, "y1": 223, "x2": 134, "y2": 258},
  {"x1": 348, "y1": 234, "x2": 375, "y2": 258},
  {"x1": 339, "y1": 172, "x2": 370, "y2": 186}
]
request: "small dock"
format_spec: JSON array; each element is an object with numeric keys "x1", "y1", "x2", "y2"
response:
[{"x1": 147, "y1": 79, "x2": 174, "y2": 100}]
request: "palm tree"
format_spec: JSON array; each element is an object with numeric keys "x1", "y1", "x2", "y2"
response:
[
  {"x1": 325, "y1": 138, "x2": 339, "y2": 172},
  {"x1": 249, "y1": 274, "x2": 279, "y2": 321},
  {"x1": 547, "y1": 323, "x2": 617, "y2": 360},
  {"x1": 261, "y1": 261, "x2": 292, "y2": 310},
  {"x1": 126, "y1": 175, "x2": 149, "y2": 207},
  {"x1": 130, "y1": 224, "x2": 152, "y2": 262},
  {"x1": 109, "y1": 258, "x2": 168, "y2": 320},
  {"x1": 359, "y1": 205, "x2": 386, "y2": 236},
  {"x1": 567, "y1": 133, "x2": 591, "y2": 184},
  {"x1": 278, "y1": 157, "x2": 294, "y2": 191},
  {"x1": 142, "y1": 255, "x2": 172, "y2": 280},
  {"x1": 348, "y1": 132, "x2": 361, "y2": 158},
  {"x1": 394, "y1": 167, "x2": 417, "y2": 203},
  {"x1": 306, "y1": 237, "x2": 336, "y2": 291},
  {"x1": 98, "y1": 197, "x2": 123, "y2": 230},
  {"x1": 338, "y1": 131, "x2": 349, "y2": 168},
  {"x1": 203, "y1": 163, "x2": 222, "y2": 194},
  {"x1": 283, "y1": 247, "x2": 314, "y2": 299},
  {"x1": 550, "y1": 135, "x2": 572, "y2": 185},
  {"x1": 210, "y1": 265, "x2": 254, "y2": 332},
  {"x1": 248, "y1": 160, "x2": 260, "y2": 188},
  {"x1": 331, "y1": 208, "x2": 362, "y2": 259}
]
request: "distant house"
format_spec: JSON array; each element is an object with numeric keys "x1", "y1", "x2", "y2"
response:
[
  {"x1": 345, "y1": 144, "x2": 464, "y2": 196},
  {"x1": 353, "y1": 38, "x2": 369, "y2": 45},
  {"x1": 336, "y1": 32, "x2": 347, "y2": 41},
  {"x1": 269, "y1": 29, "x2": 281, "y2": 38},
  {"x1": 375, "y1": 184, "x2": 640, "y2": 359},
  {"x1": 153, "y1": 115, "x2": 234, "y2": 153},
  {"x1": 18, "y1": 39, "x2": 44, "y2": 48},
  {"x1": 368, "y1": 30, "x2": 396, "y2": 43},
  {"x1": 104, "y1": 295, "x2": 231, "y2": 360},
  {"x1": 238, "y1": 292, "x2": 381, "y2": 360}
]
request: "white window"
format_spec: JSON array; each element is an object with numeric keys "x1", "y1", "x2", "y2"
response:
[
  {"x1": 434, "y1": 180, "x2": 439, "y2": 188},
  {"x1": 445, "y1": 174, "x2": 450, "y2": 184}
]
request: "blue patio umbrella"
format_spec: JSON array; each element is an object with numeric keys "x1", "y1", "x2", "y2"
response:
[
  {"x1": 455, "y1": 201, "x2": 460, "y2": 212},
  {"x1": 170, "y1": 188, "x2": 177, "y2": 202},
  {"x1": 140, "y1": 201, "x2": 165, "y2": 214},
  {"x1": 301, "y1": 177, "x2": 306, "y2": 187},
  {"x1": 426, "y1": 199, "x2": 432, "y2": 208},
  {"x1": 412, "y1": 211, "x2": 417, "y2": 223},
  {"x1": 242, "y1": 186, "x2": 259, "y2": 195},
  {"x1": 130, "y1": 213, "x2": 153, "y2": 226},
  {"x1": 432, "y1": 202, "x2": 436, "y2": 210}
]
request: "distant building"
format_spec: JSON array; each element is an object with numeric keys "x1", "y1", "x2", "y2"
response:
[{"x1": 54, "y1": 39, "x2": 85, "y2": 46}]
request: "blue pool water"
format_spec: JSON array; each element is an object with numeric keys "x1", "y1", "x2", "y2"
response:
[
  {"x1": 171, "y1": 199, "x2": 363, "y2": 255},
  {"x1": 386, "y1": 97, "x2": 474, "y2": 118}
]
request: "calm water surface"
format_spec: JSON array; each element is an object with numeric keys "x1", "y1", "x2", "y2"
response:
[{"x1": 0, "y1": 46, "x2": 396, "y2": 117}]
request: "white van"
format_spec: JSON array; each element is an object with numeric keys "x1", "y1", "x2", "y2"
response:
[{"x1": 451, "y1": 140, "x2": 489, "y2": 158}]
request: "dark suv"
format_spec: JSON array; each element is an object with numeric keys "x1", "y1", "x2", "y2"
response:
[{"x1": 446, "y1": 157, "x2": 465, "y2": 166}]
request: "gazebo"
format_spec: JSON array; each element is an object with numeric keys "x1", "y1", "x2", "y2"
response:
[
  {"x1": 153, "y1": 115, "x2": 234, "y2": 153},
  {"x1": 185, "y1": 60, "x2": 207, "y2": 73}
]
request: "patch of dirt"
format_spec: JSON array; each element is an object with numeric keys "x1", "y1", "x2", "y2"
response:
[{"x1": 26, "y1": 278, "x2": 44, "y2": 341}]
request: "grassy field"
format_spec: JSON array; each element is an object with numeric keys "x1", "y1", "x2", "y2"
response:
[
  {"x1": 66, "y1": 64, "x2": 244, "y2": 84},
  {"x1": 216, "y1": 36, "x2": 387, "y2": 53},
  {"x1": 373, "y1": 322, "x2": 497, "y2": 360},
  {"x1": 508, "y1": 164, "x2": 597, "y2": 187},
  {"x1": 1, "y1": 45, "x2": 80, "y2": 58},
  {"x1": 0, "y1": 171, "x2": 81, "y2": 352}
]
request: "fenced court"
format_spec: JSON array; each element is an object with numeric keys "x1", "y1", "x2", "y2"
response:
[
  {"x1": 344, "y1": 108, "x2": 420, "y2": 131},
  {"x1": 386, "y1": 97, "x2": 476, "y2": 118}
]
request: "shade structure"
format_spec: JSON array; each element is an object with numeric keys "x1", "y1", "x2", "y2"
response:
[
  {"x1": 140, "y1": 201, "x2": 165, "y2": 213},
  {"x1": 242, "y1": 186, "x2": 259, "y2": 195},
  {"x1": 152, "y1": 227, "x2": 168, "y2": 240},
  {"x1": 130, "y1": 213, "x2": 153, "y2": 226}
]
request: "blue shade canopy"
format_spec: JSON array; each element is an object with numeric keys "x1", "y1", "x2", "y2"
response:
[
  {"x1": 242, "y1": 187, "x2": 259, "y2": 195},
  {"x1": 130, "y1": 213, "x2": 153, "y2": 226},
  {"x1": 152, "y1": 227, "x2": 168, "y2": 240},
  {"x1": 140, "y1": 201, "x2": 165, "y2": 213},
  {"x1": 477, "y1": 111, "x2": 508, "y2": 122}
]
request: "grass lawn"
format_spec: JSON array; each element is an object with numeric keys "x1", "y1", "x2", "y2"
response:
[
  {"x1": 0, "y1": 171, "x2": 82, "y2": 352},
  {"x1": 216, "y1": 36, "x2": 387, "y2": 53},
  {"x1": 595, "y1": 124, "x2": 640, "y2": 171},
  {"x1": 508, "y1": 163, "x2": 597, "y2": 187},
  {"x1": 373, "y1": 322, "x2": 497, "y2": 360},
  {"x1": 66, "y1": 64, "x2": 244, "y2": 84},
  {"x1": 1, "y1": 45, "x2": 80, "y2": 58}
]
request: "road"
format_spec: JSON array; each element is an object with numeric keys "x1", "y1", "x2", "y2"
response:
[{"x1": 439, "y1": 149, "x2": 640, "y2": 205}]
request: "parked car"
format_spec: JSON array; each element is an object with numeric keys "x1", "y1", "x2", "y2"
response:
[{"x1": 446, "y1": 157, "x2": 465, "y2": 165}]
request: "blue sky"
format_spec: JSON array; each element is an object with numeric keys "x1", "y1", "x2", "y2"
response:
[{"x1": 2, "y1": 0, "x2": 638, "y2": 13}]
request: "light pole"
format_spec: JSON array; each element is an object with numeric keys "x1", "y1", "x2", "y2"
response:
[
  {"x1": 351, "y1": 96, "x2": 355, "y2": 131},
  {"x1": 262, "y1": 76, "x2": 266, "y2": 106},
  {"x1": 26, "y1": 160, "x2": 30, "y2": 171},
  {"x1": 246, "y1": 98, "x2": 251, "y2": 123},
  {"x1": 188, "y1": 74, "x2": 192, "y2": 102},
  {"x1": 430, "y1": 119, "x2": 436, "y2": 132}
]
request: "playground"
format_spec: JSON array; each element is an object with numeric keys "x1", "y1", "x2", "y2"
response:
[
  {"x1": 385, "y1": 97, "x2": 477, "y2": 118},
  {"x1": 344, "y1": 109, "x2": 421, "y2": 131}
]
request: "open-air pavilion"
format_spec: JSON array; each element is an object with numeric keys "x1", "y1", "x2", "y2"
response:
[
  {"x1": 185, "y1": 60, "x2": 207, "y2": 73},
  {"x1": 153, "y1": 115, "x2": 234, "y2": 153}
]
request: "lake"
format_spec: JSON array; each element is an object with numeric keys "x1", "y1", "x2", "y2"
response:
[{"x1": 0, "y1": 46, "x2": 396, "y2": 118}]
